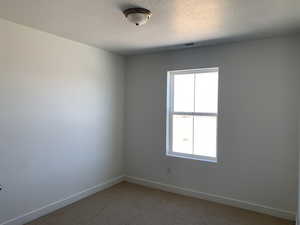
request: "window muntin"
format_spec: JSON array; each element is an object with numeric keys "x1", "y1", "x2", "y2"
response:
[{"x1": 166, "y1": 68, "x2": 219, "y2": 162}]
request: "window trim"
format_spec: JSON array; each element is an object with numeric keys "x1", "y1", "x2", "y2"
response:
[{"x1": 166, "y1": 67, "x2": 219, "y2": 163}]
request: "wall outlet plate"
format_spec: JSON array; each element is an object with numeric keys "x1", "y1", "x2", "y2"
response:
[{"x1": 0, "y1": 184, "x2": 6, "y2": 192}]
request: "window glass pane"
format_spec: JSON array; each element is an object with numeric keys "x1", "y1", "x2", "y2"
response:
[
  {"x1": 195, "y1": 72, "x2": 218, "y2": 113},
  {"x1": 173, "y1": 74, "x2": 194, "y2": 112},
  {"x1": 172, "y1": 115, "x2": 193, "y2": 154},
  {"x1": 194, "y1": 116, "x2": 217, "y2": 157}
]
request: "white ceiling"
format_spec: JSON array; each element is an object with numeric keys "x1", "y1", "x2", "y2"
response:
[{"x1": 0, "y1": 0, "x2": 299, "y2": 55}]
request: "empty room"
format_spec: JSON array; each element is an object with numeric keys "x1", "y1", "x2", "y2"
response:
[{"x1": 0, "y1": 1, "x2": 299, "y2": 225}]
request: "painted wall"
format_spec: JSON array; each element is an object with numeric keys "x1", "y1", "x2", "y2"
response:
[
  {"x1": 298, "y1": 101, "x2": 300, "y2": 224},
  {"x1": 298, "y1": 58, "x2": 300, "y2": 224},
  {"x1": 125, "y1": 35, "x2": 300, "y2": 216},
  {"x1": 0, "y1": 18, "x2": 124, "y2": 224}
]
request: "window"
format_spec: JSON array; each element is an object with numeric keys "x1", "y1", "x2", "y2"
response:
[{"x1": 166, "y1": 67, "x2": 219, "y2": 162}]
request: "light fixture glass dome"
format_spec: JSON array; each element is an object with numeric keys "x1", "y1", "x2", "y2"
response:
[{"x1": 123, "y1": 8, "x2": 152, "y2": 26}]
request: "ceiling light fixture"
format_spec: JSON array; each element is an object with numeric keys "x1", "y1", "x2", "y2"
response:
[{"x1": 123, "y1": 7, "x2": 152, "y2": 26}]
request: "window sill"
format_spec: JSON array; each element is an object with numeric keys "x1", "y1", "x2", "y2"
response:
[{"x1": 166, "y1": 152, "x2": 217, "y2": 163}]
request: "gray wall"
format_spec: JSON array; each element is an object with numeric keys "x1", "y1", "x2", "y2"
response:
[
  {"x1": 125, "y1": 35, "x2": 300, "y2": 214},
  {"x1": 298, "y1": 65, "x2": 300, "y2": 224},
  {"x1": 0, "y1": 19, "x2": 124, "y2": 224}
]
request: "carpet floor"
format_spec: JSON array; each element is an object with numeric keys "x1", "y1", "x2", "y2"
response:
[{"x1": 26, "y1": 181, "x2": 294, "y2": 225}]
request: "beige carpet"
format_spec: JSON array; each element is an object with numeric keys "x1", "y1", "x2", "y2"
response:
[{"x1": 26, "y1": 182, "x2": 294, "y2": 225}]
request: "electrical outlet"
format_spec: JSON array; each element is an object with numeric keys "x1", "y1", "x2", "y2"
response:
[
  {"x1": 0, "y1": 184, "x2": 6, "y2": 192},
  {"x1": 167, "y1": 168, "x2": 172, "y2": 174}
]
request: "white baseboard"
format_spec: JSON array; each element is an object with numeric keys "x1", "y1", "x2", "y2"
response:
[
  {"x1": 125, "y1": 175, "x2": 296, "y2": 221},
  {"x1": 1, "y1": 175, "x2": 125, "y2": 225}
]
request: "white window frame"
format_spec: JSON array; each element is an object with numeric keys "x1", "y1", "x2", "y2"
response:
[{"x1": 166, "y1": 67, "x2": 219, "y2": 163}]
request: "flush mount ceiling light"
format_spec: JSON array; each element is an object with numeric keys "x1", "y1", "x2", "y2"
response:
[{"x1": 123, "y1": 7, "x2": 152, "y2": 26}]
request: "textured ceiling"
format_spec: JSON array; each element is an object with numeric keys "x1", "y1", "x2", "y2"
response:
[{"x1": 0, "y1": 0, "x2": 299, "y2": 55}]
